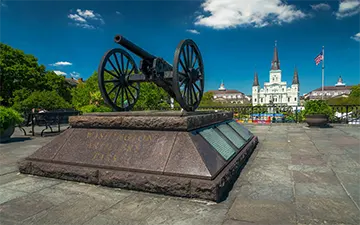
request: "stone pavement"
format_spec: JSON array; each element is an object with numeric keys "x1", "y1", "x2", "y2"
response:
[{"x1": 0, "y1": 124, "x2": 359, "y2": 225}]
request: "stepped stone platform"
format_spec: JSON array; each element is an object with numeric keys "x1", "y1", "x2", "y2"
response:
[{"x1": 19, "y1": 111, "x2": 258, "y2": 202}]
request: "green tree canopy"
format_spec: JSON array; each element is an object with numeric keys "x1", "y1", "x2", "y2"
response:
[{"x1": 0, "y1": 43, "x2": 72, "y2": 108}]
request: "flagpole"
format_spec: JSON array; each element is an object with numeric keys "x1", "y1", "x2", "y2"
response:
[{"x1": 322, "y1": 46, "x2": 325, "y2": 100}]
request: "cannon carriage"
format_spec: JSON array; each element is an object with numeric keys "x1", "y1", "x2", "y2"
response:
[{"x1": 98, "y1": 35, "x2": 205, "y2": 112}]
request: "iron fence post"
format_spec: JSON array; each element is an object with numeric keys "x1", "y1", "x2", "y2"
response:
[
  {"x1": 346, "y1": 106, "x2": 349, "y2": 124},
  {"x1": 295, "y1": 106, "x2": 298, "y2": 123}
]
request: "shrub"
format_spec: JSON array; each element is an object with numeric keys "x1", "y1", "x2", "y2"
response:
[
  {"x1": 303, "y1": 100, "x2": 333, "y2": 117},
  {"x1": 15, "y1": 90, "x2": 72, "y2": 113},
  {"x1": 79, "y1": 105, "x2": 113, "y2": 113},
  {"x1": 0, "y1": 106, "x2": 24, "y2": 134}
]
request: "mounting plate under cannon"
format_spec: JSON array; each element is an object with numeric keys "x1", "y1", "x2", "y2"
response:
[{"x1": 18, "y1": 111, "x2": 258, "y2": 202}]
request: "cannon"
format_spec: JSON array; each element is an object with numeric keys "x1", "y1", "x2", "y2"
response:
[{"x1": 98, "y1": 35, "x2": 204, "y2": 112}]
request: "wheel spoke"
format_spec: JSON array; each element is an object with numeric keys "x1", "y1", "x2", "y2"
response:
[
  {"x1": 124, "y1": 87, "x2": 130, "y2": 105},
  {"x1": 126, "y1": 86, "x2": 136, "y2": 102},
  {"x1": 104, "y1": 69, "x2": 119, "y2": 79},
  {"x1": 125, "y1": 59, "x2": 130, "y2": 74},
  {"x1": 128, "y1": 66, "x2": 135, "y2": 75},
  {"x1": 179, "y1": 59, "x2": 189, "y2": 74},
  {"x1": 120, "y1": 53, "x2": 125, "y2": 74},
  {"x1": 113, "y1": 53, "x2": 123, "y2": 75},
  {"x1": 114, "y1": 86, "x2": 121, "y2": 103},
  {"x1": 121, "y1": 87, "x2": 124, "y2": 107},
  {"x1": 192, "y1": 56, "x2": 198, "y2": 68},
  {"x1": 192, "y1": 84, "x2": 198, "y2": 103},
  {"x1": 193, "y1": 82, "x2": 201, "y2": 92},
  {"x1": 179, "y1": 77, "x2": 187, "y2": 87},
  {"x1": 104, "y1": 79, "x2": 118, "y2": 83},
  {"x1": 130, "y1": 84, "x2": 139, "y2": 90},
  {"x1": 108, "y1": 58, "x2": 121, "y2": 77},
  {"x1": 108, "y1": 84, "x2": 118, "y2": 95},
  {"x1": 189, "y1": 46, "x2": 194, "y2": 68},
  {"x1": 189, "y1": 83, "x2": 193, "y2": 105},
  {"x1": 186, "y1": 45, "x2": 191, "y2": 68}
]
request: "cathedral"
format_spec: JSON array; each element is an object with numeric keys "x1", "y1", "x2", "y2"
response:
[{"x1": 252, "y1": 42, "x2": 300, "y2": 106}]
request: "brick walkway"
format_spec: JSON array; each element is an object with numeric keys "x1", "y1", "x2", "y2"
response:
[{"x1": 0, "y1": 124, "x2": 359, "y2": 225}]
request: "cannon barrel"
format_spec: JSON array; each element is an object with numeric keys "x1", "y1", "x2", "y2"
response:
[{"x1": 114, "y1": 35, "x2": 156, "y2": 60}]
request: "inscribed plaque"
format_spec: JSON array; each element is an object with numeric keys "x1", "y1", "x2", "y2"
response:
[
  {"x1": 199, "y1": 128, "x2": 236, "y2": 160},
  {"x1": 217, "y1": 124, "x2": 246, "y2": 149},
  {"x1": 228, "y1": 121, "x2": 252, "y2": 141}
]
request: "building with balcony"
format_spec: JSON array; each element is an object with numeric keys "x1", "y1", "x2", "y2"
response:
[
  {"x1": 304, "y1": 76, "x2": 353, "y2": 100},
  {"x1": 208, "y1": 81, "x2": 251, "y2": 104}
]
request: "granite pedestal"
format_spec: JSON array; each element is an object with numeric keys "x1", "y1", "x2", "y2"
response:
[{"x1": 19, "y1": 111, "x2": 258, "y2": 202}]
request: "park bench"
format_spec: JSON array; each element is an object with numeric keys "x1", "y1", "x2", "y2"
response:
[{"x1": 18, "y1": 109, "x2": 81, "y2": 136}]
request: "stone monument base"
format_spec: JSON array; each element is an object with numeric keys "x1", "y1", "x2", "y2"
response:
[{"x1": 19, "y1": 111, "x2": 258, "y2": 202}]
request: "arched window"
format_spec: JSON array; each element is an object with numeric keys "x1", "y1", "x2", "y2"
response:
[
  {"x1": 294, "y1": 97, "x2": 297, "y2": 101},
  {"x1": 255, "y1": 98, "x2": 257, "y2": 102},
  {"x1": 288, "y1": 97, "x2": 290, "y2": 102}
]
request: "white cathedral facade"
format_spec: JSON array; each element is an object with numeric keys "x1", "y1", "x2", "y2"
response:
[{"x1": 252, "y1": 42, "x2": 300, "y2": 106}]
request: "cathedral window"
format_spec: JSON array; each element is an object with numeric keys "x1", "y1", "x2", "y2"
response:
[
  {"x1": 261, "y1": 98, "x2": 263, "y2": 103},
  {"x1": 255, "y1": 98, "x2": 257, "y2": 102},
  {"x1": 294, "y1": 97, "x2": 297, "y2": 101},
  {"x1": 288, "y1": 97, "x2": 290, "y2": 102}
]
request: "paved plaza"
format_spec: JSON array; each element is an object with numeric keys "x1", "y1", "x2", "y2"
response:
[{"x1": 0, "y1": 124, "x2": 359, "y2": 225}]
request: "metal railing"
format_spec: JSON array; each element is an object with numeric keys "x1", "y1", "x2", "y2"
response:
[{"x1": 195, "y1": 105, "x2": 360, "y2": 124}]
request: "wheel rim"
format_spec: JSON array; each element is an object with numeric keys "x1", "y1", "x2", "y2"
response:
[
  {"x1": 98, "y1": 48, "x2": 140, "y2": 111},
  {"x1": 173, "y1": 39, "x2": 204, "y2": 111}
]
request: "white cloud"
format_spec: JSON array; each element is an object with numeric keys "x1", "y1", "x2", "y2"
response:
[
  {"x1": 335, "y1": 0, "x2": 360, "y2": 19},
  {"x1": 186, "y1": 29, "x2": 200, "y2": 34},
  {"x1": 116, "y1": 11, "x2": 121, "y2": 15},
  {"x1": 53, "y1": 70, "x2": 67, "y2": 76},
  {"x1": 68, "y1": 9, "x2": 104, "y2": 29},
  {"x1": 70, "y1": 71, "x2": 81, "y2": 78},
  {"x1": 68, "y1": 14, "x2": 86, "y2": 23},
  {"x1": 351, "y1": 32, "x2": 360, "y2": 42},
  {"x1": 194, "y1": 0, "x2": 306, "y2": 29},
  {"x1": 75, "y1": 23, "x2": 95, "y2": 29},
  {"x1": 50, "y1": 61, "x2": 72, "y2": 66},
  {"x1": 310, "y1": 3, "x2": 331, "y2": 11}
]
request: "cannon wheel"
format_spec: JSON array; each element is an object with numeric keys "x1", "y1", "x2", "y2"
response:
[
  {"x1": 98, "y1": 48, "x2": 140, "y2": 111},
  {"x1": 173, "y1": 39, "x2": 204, "y2": 111}
]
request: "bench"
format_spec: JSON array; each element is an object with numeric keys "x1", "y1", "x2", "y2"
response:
[{"x1": 18, "y1": 110, "x2": 81, "y2": 136}]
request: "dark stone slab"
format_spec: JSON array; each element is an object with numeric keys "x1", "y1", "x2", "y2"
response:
[
  {"x1": 69, "y1": 111, "x2": 233, "y2": 131},
  {"x1": 19, "y1": 114, "x2": 258, "y2": 202},
  {"x1": 164, "y1": 132, "x2": 212, "y2": 178}
]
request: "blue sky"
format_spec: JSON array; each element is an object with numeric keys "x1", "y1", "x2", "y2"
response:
[{"x1": 1, "y1": 0, "x2": 359, "y2": 95}]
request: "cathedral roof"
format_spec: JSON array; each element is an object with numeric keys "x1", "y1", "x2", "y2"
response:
[
  {"x1": 292, "y1": 67, "x2": 299, "y2": 85},
  {"x1": 253, "y1": 71, "x2": 259, "y2": 86},
  {"x1": 271, "y1": 41, "x2": 280, "y2": 70}
]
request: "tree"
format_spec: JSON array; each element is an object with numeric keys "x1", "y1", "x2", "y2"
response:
[
  {"x1": 0, "y1": 43, "x2": 72, "y2": 107},
  {"x1": 14, "y1": 90, "x2": 72, "y2": 112},
  {"x1": 349, "y1": 84, "x2": 360, "y2": 98},
  {"x1": 133, "y1": 83, "x2": 172, "y2": 110}
]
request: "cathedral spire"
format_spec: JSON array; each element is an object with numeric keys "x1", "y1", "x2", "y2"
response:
[
  {"x1": 253, "y1": 71, "x2": 259, "y2": 86},
  {"x1": 292, "y1": 66, "x2": 299, "y2": 85},
  {"x1": 271, "y1": 40, "x2": 280, "y2": 70}
]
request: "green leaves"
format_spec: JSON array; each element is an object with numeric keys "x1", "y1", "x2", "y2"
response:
[
  {"x1": 303, "y1": 100, "x2": 333, "y2": 117},
  {"x1": 0, "y1": 106, "x2": 24, "y2": 134}
]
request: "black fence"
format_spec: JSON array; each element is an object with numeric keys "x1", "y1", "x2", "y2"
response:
[{"x1": 195, "y1": 105, "x2": 360, "y2": 124}]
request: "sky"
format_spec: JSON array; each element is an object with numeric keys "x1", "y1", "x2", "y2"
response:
[{"x1": 1, "y1": 0, "x2": 359, "y2": 95}]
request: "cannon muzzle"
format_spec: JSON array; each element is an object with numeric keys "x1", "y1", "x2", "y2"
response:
[{"x1": 114, "y1": 35, "x2": 156, "y2": 60}]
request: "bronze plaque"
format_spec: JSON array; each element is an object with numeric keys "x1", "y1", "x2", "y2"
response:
[
  {"x1": 199, "y1": 128, "x2": 236, "y2": 160},
  {"x1": 54, "y1": 129, "x2": 177, "y2": 173},
  {"x1": 217, "y1": 124, "x2": 246, "y2": 149},
  {"x1": 228, "y1": 121, "x2": 252, "y2": 141}
]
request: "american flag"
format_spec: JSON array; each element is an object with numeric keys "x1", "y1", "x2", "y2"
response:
[{"x1": 314, "y1": 52, "x2": 323, "y2": 66}]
